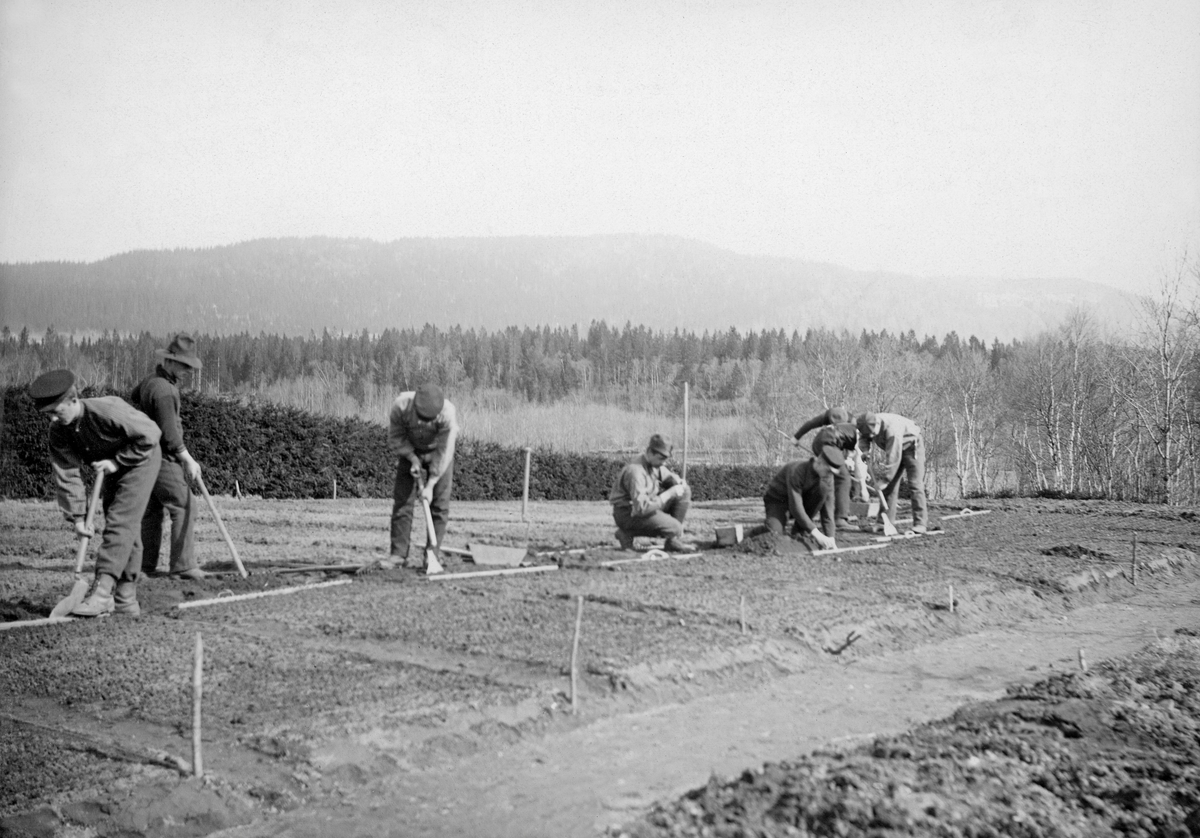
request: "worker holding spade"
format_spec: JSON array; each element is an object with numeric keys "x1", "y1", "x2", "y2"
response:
[
  {"x1": 131, "y1": 333, "x2": 207, "y2": 580},
  {"x1": 759, "y1": 446, "x2": 844, "y2": 550},
  {"x1": 609, "y1": 434, "x2": 698, "y2": 553},
  {"x1": 387, "y1": 382, "x2": 459, "y2": 568},
  {"x1": 30, "y1": 369, "x2": 162, "y2": 617},
  {"x1": 856, "y1": 412, "x2": 928, "y2": 534}
]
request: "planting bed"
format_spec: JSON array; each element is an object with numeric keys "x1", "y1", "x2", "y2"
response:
[{"x1": 1, "y1": 495, "x2": 1198, "y2": 837}]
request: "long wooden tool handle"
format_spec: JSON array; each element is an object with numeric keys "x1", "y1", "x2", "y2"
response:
[
  {"x1": 416, "y1": 472, "x2": 439, "y2": 550},
  {"x1": 73, "y1": 471, "x2": 106, "y2": 573},
  {"x1": 197, "y1": 477, "x2": 248, "y2": 578}
]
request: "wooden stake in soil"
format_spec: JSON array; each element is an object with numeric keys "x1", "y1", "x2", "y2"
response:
[
  {"x1": 570, "y1": 595, "x2": 584, "y2": 714},
  {"x1": 192, "y1": 632, "x2": 204, "y2": 778},
  {"x1": 681, "y1": 382, "x2": 689, "y2": 483},
  {"x1": 234, "y1": 480, "x2": 242, "y2": 499},
  {"x1": 521, "y1": 447, "x2": 532, "y2": 522},
  {"x1": 1078, "y1": 648, "x2": 1087, "y2": 672},
  {"x1": 1131, "y1": 533, "x2": 1138, "y2": 586},
  {"x1": 332, "y1": 478, "x2": 337, "y2": 500},
  {"x1": 949, "y1": 584, "x2": 955, "y2": 614},
  {"x1": 739, "y1": 595, "x2": 747, "y2": 634}
]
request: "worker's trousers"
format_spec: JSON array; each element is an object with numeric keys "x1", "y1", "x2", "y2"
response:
[
  {"x1": 881, "y1": 437, "x2": 928, "y2": 529},
  {"x1": 391, "y1": 460, "x2": 453, "y2": 559},
  {"x1": 141, "y1": 458, "x2": 198, "y2": 574},
  {"x1": 95, "y1": 447, "x2": 160, "y2": 583},
  {"x1": 613, "y1": 486, "x2": 691, "y2": 538}
]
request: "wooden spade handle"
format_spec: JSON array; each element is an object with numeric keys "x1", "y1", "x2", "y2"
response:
[
  {"x1": 73, "y1": 471, "x2": 106, "y2": 573},
  {"x1": 415, "y1": 471, "x2": 439, "y2": 550},
  {"x1": 197, "y1": 477, "x2": 248, "y2": 578}
]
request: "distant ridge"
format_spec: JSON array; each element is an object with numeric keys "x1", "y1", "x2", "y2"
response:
[{"x1": 0, "y1": 235, "x2": 1138, "y2": 341}]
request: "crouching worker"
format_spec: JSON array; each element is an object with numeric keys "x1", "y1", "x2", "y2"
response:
[
  {"x1": 388, "y1": 383, "x2": 459, "y2": 569},
  {"x1": 610, "y1": 434, "x2": 697, "y2": 553},
  {"x1": 30, "y1": 369, "x2": 162, "y2": 617},
  {"x1": 760, "y1": 446, "x2": 844, "y2": 551}
]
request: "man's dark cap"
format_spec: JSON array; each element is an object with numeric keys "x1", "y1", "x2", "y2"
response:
[
  {"x1": 856, "y1": 412, "x2": 879, "y2": 439},
  {"x1": 29, "y1": 369, "x2": 76, "y2": 412},
  {"x1": 413, "y1": 383, "x2": 444, "y2": 420},
  {"x1": 819, "y1": 445, "x2": 845, "y2": 469},
  {"x1": 827, "y1": 406, "x2": 851, "y2": 424},
  {"x1": 647, "y1": 434, "x2": 672, "y2": 457}
]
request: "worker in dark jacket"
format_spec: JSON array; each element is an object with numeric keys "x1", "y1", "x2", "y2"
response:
[
  {"x1": 30, "y1": 369, "x2": 162, "y2": 617},
  {"x1": 760, "y1": 446, "x2": 844, "y2": 550},
  {"x1": 795, "y1": 407, "x2": 866, "y2": 530},
  {"x1": 131, "y1": 334, "x2": 206, "y2": 580},
  {"x1": 857, "y1": 412, "x2": 928, "y2": 533}
]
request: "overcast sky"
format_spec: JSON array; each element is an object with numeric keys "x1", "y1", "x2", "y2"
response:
[{"x1": 1, "y1": 0, "x2": 1197, "y2": 294}]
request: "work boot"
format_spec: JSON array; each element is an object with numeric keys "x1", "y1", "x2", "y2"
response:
[
  {"x1": 72, "y1": 574, "x2": 115, "y2": 618},
  {"x1": 835, "y1": 518, "x2": 855, "y2": 532},
  {"x1": 911, "y1": 524, "x2": 928, "y2": 535},
  {"x1": 172, "y1": 567, "x2": 207, "y2": 581},
  {"x1": 664, "y1": 536, "x2": 698, "y2": 554},
  {"x1": 614, "y1": 528, "x2": 635, "y2": 551},
  {"x1": 113, "y1": 581, "x2": 140, "y2": 618}
]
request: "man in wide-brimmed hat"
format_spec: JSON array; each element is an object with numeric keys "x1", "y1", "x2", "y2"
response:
[
  {"x1": 387, "y1": 382, "x2": 460, "y2": 569},
  {"x1": 30, "y1": 368, "x2": 162, "y2": 617},
  {"x1": 609, "y1": 434, "x2": 697, "y2": 553},
  {"x1": 131, "y1": 334, "x2": 207, "y2": 582}
]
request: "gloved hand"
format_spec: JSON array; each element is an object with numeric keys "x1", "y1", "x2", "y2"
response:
[
  {"x1": 409, "y1": 456, "x2": 423, "y2": 478},
  {"x1": 74, "y1": 519, "x2": 96, "y2": 538},
  {"x1": 91, "y1": 459, "x2": 118, "y2": 476},
  {"x1": 812, "y1": 530, "x2": 836, "y2": 550}
]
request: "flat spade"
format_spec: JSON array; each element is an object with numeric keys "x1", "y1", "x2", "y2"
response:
[{"x1": 50, "y1": 471, "x2": 106, "y2": 619}]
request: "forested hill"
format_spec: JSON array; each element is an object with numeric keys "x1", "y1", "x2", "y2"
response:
[{"x1": 0, "y1": 235, "x2": 1136, "y2": 339}]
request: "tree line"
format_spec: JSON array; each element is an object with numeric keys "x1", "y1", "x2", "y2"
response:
[{"x1": 2, "y1": 257, "x2": 1197, "y2": 505}]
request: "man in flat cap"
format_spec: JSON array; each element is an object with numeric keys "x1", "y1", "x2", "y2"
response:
[
  {"x1": 856, "y1": 411, "x2": 928, "y2": 534},
  {"x1": 29, "y1": 369, "x2": 162, "y2": 617},
  {"x1": 131, "y1": 334, "x2": 206, "y2": 580},
  {"x1": 387, "y1": 382, "x2": 459, "y2": 567},
  {"x1": 609, "y1": 434, "x2": 697, "y2": 553},
  {"x1": 759, "y1": 446, "x2": 843, "y2": 550},
  {"x1": 793, "y1": 405, "x2": 869, "y2": 531}
]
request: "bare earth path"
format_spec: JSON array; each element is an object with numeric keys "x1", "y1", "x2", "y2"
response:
[{"x1": 213, "y1": 579, "x2": 1200, "y2": 838}]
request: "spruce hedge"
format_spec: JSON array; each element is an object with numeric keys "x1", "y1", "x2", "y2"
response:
[{"x1": 1, "y1": 387, "x2": 774, "y2": 502}]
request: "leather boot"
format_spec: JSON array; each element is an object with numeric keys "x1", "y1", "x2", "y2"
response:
[
  {"x1": 614, "y1": 528, "x2": 635, "y2": 551},
  {"x1": 72, "y1": 574, "x2": 115, "y2": 617},
  {"x1": 664, "y1": 536, "x2": 698, "y2": 554},
  {"x1": 114, "y1": 581, "x2": 140, "y2": 617}
]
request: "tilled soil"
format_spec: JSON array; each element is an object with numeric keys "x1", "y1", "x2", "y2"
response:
[
  {"x1": 1, "y1": 496, "x2": 1197, "y2": 837},
  {"x1": 621, "y1": 635, "x2": 1200, "y2": 838}
]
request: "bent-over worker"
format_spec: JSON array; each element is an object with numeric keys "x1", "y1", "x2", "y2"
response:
[
  {"x1": 30, "y1": 369, "x2": 162, "y2": 617},
  {"x1": 760, "y1": 446, "x2": 844, "y2": 551},
  {"x1": 131, "y1": 333, "x2": 206, "y2": 580},
  {"x1": 609, "y1": 434, "x2": 697, "y2": 553},
  {"x1": 856, "y1": 412, "x2": 928, "y2": 534},
  {"x1": 811, "y1": 422, "x2": 870, "y2": 531},
  {"x1": 388, "y1": 383, "x2": 459, "y2": 567}
]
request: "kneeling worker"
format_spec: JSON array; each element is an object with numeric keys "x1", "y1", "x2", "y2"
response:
[
  {"x1": 30, "y1": 369, "x2": 162, "y2": 617},
  {"x1": 610, "y1": 434, "x2": 697, "y2": 553},
  {"x1": 761, "y1": 446, "x2": 844, "y2": 550}
]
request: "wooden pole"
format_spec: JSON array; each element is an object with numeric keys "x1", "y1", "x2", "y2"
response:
[
  {"x1": 197, "y1": 477, "x2": 248, "y2": 578},
  {"x1": 176, "y1": 579, "x2": 352, "y2": 609},
  {"x1": 192, "y1": 632, "x2": 204, "y2": 778},
  {"x1": 1131, "y1": 533, "x2": 1138, "y2": 586},
  {"x1": 570, "y1": 595, "x2": 584, "y2": 714},
  {"x1": 234, "y1": 480, "x2": 242, "y2": 500},
  {"x1": 521, "y1": 447, "x2": 532, "y2": 522},
  {"x1": 1078, "y1": 648, "x2": 1087, "y2": 672},
  {"x1": 332, "y1": 478, "x2": 337, "y2": 501},
  {"x1": 739, "y1": 595, "x2": 747, "y2": 634},
  {"x1": 949, "y1": 584, "x2": 955, "y2": 614},
  {"x1": 681, "y1": 382, "x2": 689, "y2": 483}
]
